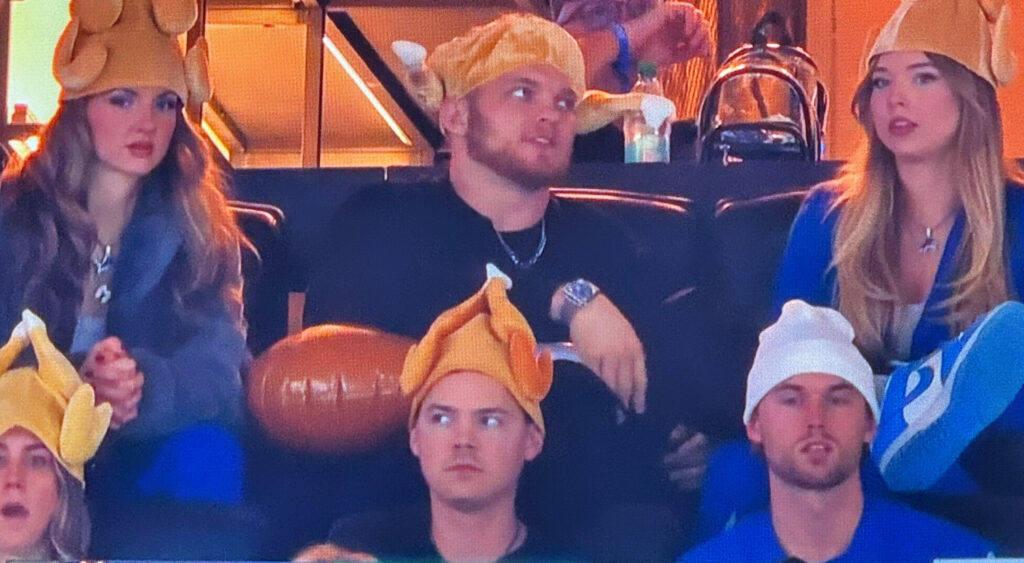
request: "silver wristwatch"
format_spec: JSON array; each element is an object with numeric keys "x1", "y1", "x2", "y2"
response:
[{"x1": 557, "y1": 278, "x2": 601, "y2": 324}]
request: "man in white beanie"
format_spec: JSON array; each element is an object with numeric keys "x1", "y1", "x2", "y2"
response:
[{"x1": 680, "y1": 300, "x2": 994, "y2": 563}]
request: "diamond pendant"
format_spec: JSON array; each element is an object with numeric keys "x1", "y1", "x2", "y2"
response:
[{"x1": 919, "y1": 227, "x2": 938, "y2": 254}]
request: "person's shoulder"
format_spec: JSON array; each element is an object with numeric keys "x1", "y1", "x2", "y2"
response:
[
  {"x1": 549, "y1": 190, "x2": 619, "y2": 223},
  {"x1": 861, "y1": 498, "x2": 995, "y2": 551},
  {"x1": 505, "y1": 526, "x2": 574, "y2": 563},
  {"x1": 800, "y1": 180, "x2": 844, "y2": 217},
  {"x1": 1005, "y1": 180, "x2": 1024, "y2": 210},
  {"x1": 546, "y1": 189, "x2": 639, "y2": 247},
  {"x1": 326, "y1": 178, "x2": 460, "y2": 238},
  {"x1": 678, "y1": 511, "x2": 779, "y2": 563},
  {"x1": 327, "y1": 503, "x2": 433, "y2": 559}
]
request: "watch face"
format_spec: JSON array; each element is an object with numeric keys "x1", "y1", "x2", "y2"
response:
[{"x1": 566, "y1": 279, "x2": 598, "y2": 305}]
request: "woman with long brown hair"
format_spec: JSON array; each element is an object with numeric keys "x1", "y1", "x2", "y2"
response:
[
  {"x1": 0, "y1": 0, "x2": 247, "y2": 507},
  {"x1": 775, "y1": 0, "x2": 1023, "y2": 492}
]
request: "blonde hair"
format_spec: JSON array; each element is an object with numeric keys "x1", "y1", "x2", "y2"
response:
[
  {"x1": 832, "y1": 53, "x2": 1021, "y2": 363},
  {"x1": 48, "y1": 464, "x2": 90, "y2": 560}
]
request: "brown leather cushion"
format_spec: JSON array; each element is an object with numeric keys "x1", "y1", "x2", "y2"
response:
[{"x1": 248, "y1": 325, "x2": 414, "y2": 454}]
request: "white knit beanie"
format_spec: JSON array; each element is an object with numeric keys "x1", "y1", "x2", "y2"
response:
[{"x1": 743, "y1": 300, "x2": 880, "y2": 424}]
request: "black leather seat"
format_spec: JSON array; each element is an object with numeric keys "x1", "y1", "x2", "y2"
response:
[
  {"x1": 685, "y1": 190, "x2": 807, "y2": 436},
  {"x1": 230, "y1": 201, "x2": 287, "y2": 357},
  {"x1": 711, "y1": 190, "x2": 807, "y2": 329},
  {"x1": 551, "y1": 187, "x2": 698, "y2": 303}
]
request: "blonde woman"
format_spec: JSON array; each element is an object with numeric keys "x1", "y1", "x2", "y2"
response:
[
  {"x1": 0, "y1": 0, "x2": 246, "y2": 506},
  {"x1": 0, "y1": 427, "x2": 92, "y2": 563},
  {"x1": 696, "y1": 0, "x2": 1022, "y2": 545},
  {"x1": 775, "y1": 0, "x2": 1023, "y2": 492},
  {"x1": 0, "y1": 311, "x2": 111, "y2": 562}
]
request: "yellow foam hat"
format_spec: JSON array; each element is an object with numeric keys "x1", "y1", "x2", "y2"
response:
[
  {"x1": 0, "y1": 311, "x2": 112, "y2": 484},
  {"x1": 392, "y1": 12, "x2": 675, "y2": 134},
  {"x1": 867, "y1": 0, "x2": 1017, "y2": 88},
  {"x1": 401, "y1": 268, "x2": 554, "y2": 433},
  {"x1": 53, "y1": 0, "x2": 211, "y2": 103}
]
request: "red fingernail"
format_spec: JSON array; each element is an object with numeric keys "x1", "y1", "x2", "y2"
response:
[{"x1": 96, "y1": 353, "x2": 106, "y2": 363}]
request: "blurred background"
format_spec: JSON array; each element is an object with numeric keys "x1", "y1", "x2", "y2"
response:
[{"x1": 2, "y1": 0, "x2": 1022, "y2": 169}]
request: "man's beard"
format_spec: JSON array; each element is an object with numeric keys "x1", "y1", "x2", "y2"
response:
[
  {"x1": 767, "y1": 450, "x2": 859, "y2": 492},
  {"x1": 465, "y1": 100, "x2": 570, "y2": 191}
]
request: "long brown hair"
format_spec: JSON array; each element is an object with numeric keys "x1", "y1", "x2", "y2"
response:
[
  {"x1": 832, "y1": 53, "x2": 1021, "y2": 362},
  {"x1": 0, "y1": 97, "x2": 245, "y2": 342}
]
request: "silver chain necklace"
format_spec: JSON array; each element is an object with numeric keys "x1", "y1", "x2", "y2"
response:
[{"x1": 494, "y1": 219, "x2": 547, "y2": 269}]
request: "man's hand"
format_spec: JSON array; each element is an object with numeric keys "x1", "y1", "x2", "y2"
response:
[
  {"x1": 557, "y1": 293, "x2": 647, "y2": 413},
  {"x1": 292, "y1": 543, "x2": 378, "y2": 562},
  {"x1": 663, "y1": 423, "x2": 710, "y2": 492},
  {"x1": 628, "y1": 2, "x2": 713, "y2": 67},
  {"x1": 80, "y1": 337, "x2": 144, "y2": 429}
]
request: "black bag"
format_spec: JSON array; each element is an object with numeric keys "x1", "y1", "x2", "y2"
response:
[{"x1": 697, "y1": 12, "x2": 828, "y2": 164}]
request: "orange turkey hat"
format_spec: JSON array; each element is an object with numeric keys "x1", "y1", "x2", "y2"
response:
[
  {"x1": 0, "y1": 311, "x2": 112, "y2": 484},
  {"x1": 53, "y1": 0, "x2": 211, "y2": 103},
  {"x1": 401, "y1": 266, "x2": 554, "y2": 433}
]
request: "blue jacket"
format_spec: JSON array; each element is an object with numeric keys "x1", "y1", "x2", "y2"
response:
[
  {"x1": 774, "y1": 182, "x2": 1024, "y2": 361},
  {"x1": 680, "y1": 497, "x2": 995, "y2": 563},
  {"x1": 0, "y1": 183, "x2": 246, "y2": 440}
]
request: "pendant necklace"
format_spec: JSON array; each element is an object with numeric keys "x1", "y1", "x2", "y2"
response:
[
  {"x1": 907, "y1": 209, "x2": 959, "y2": 254},
  {"x1": 92, "y1": 244, "x2": 114, "y2": 304}
]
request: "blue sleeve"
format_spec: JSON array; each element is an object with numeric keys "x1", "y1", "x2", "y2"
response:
[
  {"x1": 120, "y1": 276, "x2": 247, "y2": 440},
  {"x1": 677, "y1": 513, "x2": 782, "y2": 563},
  {"x1": 772, "y1": 185, "x2": 841, "y2": 318},
  {"x1": 1004, "y1": 184, "x2": 1024, "y2": 299}
]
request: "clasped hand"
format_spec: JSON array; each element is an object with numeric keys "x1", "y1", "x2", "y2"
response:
[{"x1": 80, "y1": 337, "x2": 144, "y2": 429}]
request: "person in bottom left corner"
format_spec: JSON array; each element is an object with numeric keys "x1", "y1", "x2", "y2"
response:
[
  {"x1": 0, "y1": 310, "x2": 112, "y2": 563},
  {"x1": 0, "y1": 0, "x2": 249, "y2": 524}
]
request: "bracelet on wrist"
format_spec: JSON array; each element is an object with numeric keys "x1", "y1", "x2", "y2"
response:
[{"x1": 611, "y1": 22, "x2": 632, "y2": 91}]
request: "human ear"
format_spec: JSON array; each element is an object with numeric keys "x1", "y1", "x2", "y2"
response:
[
  {"x1": 745, "y1": 412, "x2": 763, "y2": 445},
  {"x1": 523, "y1": 424, "x2": 544, "y2": 462},
  {"x1": 409, "y1": 426, "x2": 421, "y2": 458},
  {"x1": 438, "y1": 97, "x2": 469, "y2": 138},
  {"x1": 863, "y1": 415, "x2": 877, "y2": 444}
]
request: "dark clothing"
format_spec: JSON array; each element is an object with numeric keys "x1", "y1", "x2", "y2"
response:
[
  {"x1": 0, "y1": 180, "x2": 246, "y2": 504},
  {"x1": 306, "y1": 179, "x2": 685, "y2": 558},
  {"x1": 305, "y1": 179, "x2": 652, "y2": 342},
  {"x1": 329, "y1": 504, "x2": 568, "y2": 563},
  {"x1": 0, "y1": 181, "x2": 246, "y2": 439}
]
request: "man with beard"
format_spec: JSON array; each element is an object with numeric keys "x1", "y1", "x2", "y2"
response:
[
  {"x1": 306, "y1": 13, "x2": 695, "y2": 560},
  {"x1": 680, "y1": 300, "x2": 994, "y2": 563}
]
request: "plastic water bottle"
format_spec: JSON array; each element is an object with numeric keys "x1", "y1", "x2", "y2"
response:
[{"x1": 624, "y1": 61, "x2": 672, "y2": 163}]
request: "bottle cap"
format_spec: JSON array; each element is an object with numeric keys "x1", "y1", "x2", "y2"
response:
[{"x1": 637, "y1": 60, "x2": 658, "y2": 79}]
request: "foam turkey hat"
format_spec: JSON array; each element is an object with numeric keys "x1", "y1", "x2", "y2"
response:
[
  {"x1": 390, "y1": 12, "x2": 676, "y2": 135},
  {"x1": 0, "y1": 311, "x2": 112, "y2": 484}
]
